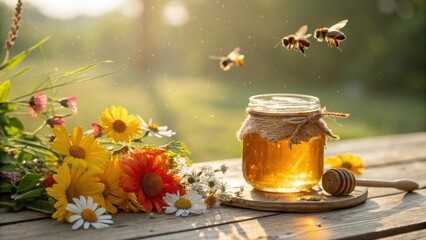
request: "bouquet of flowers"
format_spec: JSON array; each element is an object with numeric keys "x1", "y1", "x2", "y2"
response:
[{"x1": 0, "y1": 0, "x2": 234, "y2": 230}]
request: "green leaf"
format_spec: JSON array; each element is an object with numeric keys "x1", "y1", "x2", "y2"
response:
[
  {"x1": 0, "y1": 102, "x2": 17, "y2": 114},
  {"x1": 11, "y1": 138, "x2": 57, "y2": 157},
  {"x1": 0, "y1": 80, "x2": 10, "y2": 102},
  {"x1": 13, "y1": 201, "x2": 25, "y2": 211},
  {"x1": 0, "y1": 198, "x2": 17, "y2": 208},
  {"x1": 16, "y1": 151, "x2": 36, "y2": 162},
  {"x1": 16, "y1": 172, "x2": 41, "y2": 193},
  {"x1": 163, "y1": 141, "x2": 192, "y2": 166},
  {"x1": 24, "y1": 199, "x2": 55, "y2": 214},
  {"x1": 0, "y1": 164, "x2": 19, "y2": 171},
  {"x1": 4, "y1": 117, "x2": 24, "y2": 136},
  {"x1": 0, "y1": 36, "x2": 50, "y2": 78},
  {"x1": 12, "y1": 187, "x2": 44, "y2": 200},
  {"x1": 0, "y1": 151, "x2": 17, "y2": 165},
  {"x1": 10, "y1": 66, "x2": 32, "y2": 79},
  {"x1": 13, "y1": 138, "x2": 52, "y2": 152},
  {"x1": 61, "y1": 63, "x2": 97, "y2": 77},
  {"x1": 0, "y1": 182, "x2": 14, "y2": 193}
]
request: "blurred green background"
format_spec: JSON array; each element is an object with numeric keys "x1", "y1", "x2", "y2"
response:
[{"x1": 1, "y1": 0, "x2": 425, "y2": 162}]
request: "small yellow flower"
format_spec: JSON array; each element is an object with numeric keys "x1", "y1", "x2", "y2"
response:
[
  {"x1": 97, "y1": 159, "x2": 123, "y2": 214},
  {"x1": 50, "y1": 125, "x2": 109, "y2": 172},
  {"x1": 118, "y1": 191, "x2": 145, "y2": 213},
  {"x1": 46, "y1": 163, "x2": 104, "y2": 222},
  {"x1": 325, "y1": 153, "x2": 364, "y2": 176},
  {"x1": 44, "y1": 153, "x2": 59, "y2": 170},
  {"x1": 99, "y1": 105, "x2": 142, "y2": 143}
]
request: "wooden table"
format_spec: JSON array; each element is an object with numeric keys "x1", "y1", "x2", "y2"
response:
[{"x1": 1, "y1": 132, "x2": 425, "y2": 239}]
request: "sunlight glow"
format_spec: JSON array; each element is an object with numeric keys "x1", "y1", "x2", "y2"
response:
[
  {"x1": 162, "y1": 1, "x2": 189, "y2": 26},
  {"x1": 3, "y1": 0, "x2": 143, "y2": 20}
]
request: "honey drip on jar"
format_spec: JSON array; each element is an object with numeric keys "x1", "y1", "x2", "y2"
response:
[{"x1": 243, "y1": 133, "x2": 325, "y2": 192}]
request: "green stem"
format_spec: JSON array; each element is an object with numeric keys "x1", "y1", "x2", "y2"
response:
[
  {"x1": 11, "y1": 71, "x2": 116, "y2": 101},
  {"x1": 31, "y1": 122, "x2": 47, "y2": 136},
  {"x1": 132, "y1": 132, "x2": 149, "y2": 142},
  {"x1": 1, "y1": 51, "x2": 10, "y2": 68}
]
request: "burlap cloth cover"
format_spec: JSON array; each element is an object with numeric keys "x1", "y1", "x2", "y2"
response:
[{"x1": 238, "y1": 108, "x2": 349, "y2": 149}]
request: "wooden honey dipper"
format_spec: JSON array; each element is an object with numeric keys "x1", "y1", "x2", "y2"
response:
[{"x1": 322, "y1": 168, "x2": 419, "y2": 196}]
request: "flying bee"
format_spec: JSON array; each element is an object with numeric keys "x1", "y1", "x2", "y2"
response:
[
  {"x1": 210, "y1": 47, "x2": 245, "y2": 71},
  {"x1": 275, "y1": 25, "x2": 312, "y2": 57},
  {"x1": 314, "y1": 19, "x2": 348, "y2": 52}
]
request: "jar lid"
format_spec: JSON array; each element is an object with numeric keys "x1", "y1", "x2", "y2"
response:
[{"x1": 248, "y1": 93, "x2": 320, "y2": 113}]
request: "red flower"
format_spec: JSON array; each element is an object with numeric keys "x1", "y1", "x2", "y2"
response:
[
  {"x1": 41, "y1": 174, "x2": 56, "y2": 188},
  {"x1": 119, "y1": 149, "x2": 185, "y2": 213},
  {"x1": 46, "y1": 116, "x2": 66, "y2": 128},
  {"x1": 91, "y1": 122, "x2": 103, "y2": 138},
  {"x1": 59, "y1": 96, "x2": 78, "y2": 114},
  {"x1": 28, "y1": 93, "x2": 48, "y2": 119}
]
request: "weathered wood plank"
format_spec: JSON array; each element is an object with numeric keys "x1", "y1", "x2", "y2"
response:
[
  {"x1": 325, "y1": 132, "x2": 426, "y2": 167},
  {"x1": 325, "y1": 132, "x2": 426, "y2": 154},
  {"x1": 329, "y1": 132, "x2": 426, "y2": 149},
  {"x1": 0, "y1": 211, "x2": 49, "y2": 226},
  {"x1": 0, "y1": 203, "x2": 281, "y2": 240},
  {"x1": 146, "y1": 189, "x2": 426, "y2": 240},
  {"x1": 381, "y1": 228, "x2": 426, "y2": 240},
  {"x1": 1, "y1": 164, "x2": 424, "y2": 240}
]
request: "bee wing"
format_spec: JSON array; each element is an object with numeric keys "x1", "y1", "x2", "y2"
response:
[
  {"x1": 294, "y1": 25, "x2": 308, "y2": 37},
  {"x1": 274, "y1": 39, "x2": 282, "y2": 48},
  {"x1": 227, "y1": 47, "x2": 240, "y2": 56},
  {"x1": 227, "y1": 47, "x2": 241, "y2": 60},
  {"x1": 329, "y1": 19, "x2": 348, "y2": 31},
  {"x1": 300, "y1": 34, "x2": 312, "y2": 39},
  {"x1": 209, "y1": 55, "x2": 223, "y2": 60}
]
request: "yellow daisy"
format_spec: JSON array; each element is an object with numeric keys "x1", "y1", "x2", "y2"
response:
[
  {"x1": 44, "y1": 152, "x2": 59, "y2": 170},
  {"x1": 99, "y1": 105, "x2": 142, "y2": 143},
  {"x1": 46, "y1": 163, "x2": 104, "y2": 222},
  {"x1": 119, "y1": 191, "x2": 145, "y2": 213},
  {"x1": 51, "y1": 125, "x2": 109, "y2": 172},
  {"x1": 98, "y1": 159, "x2": 123, "y2": 214},
  {"x1": 325, "y1": 153, "x2": 364, "y2": 176}
]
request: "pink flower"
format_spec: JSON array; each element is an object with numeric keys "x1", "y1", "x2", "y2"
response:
[
  {"x1": 91, "y1": 122, "x2": 103, "y2": 138},
  {"x1": 46, "y1": 116, "x2": 66, "y2": 128},
  {"x1": 29, "y1": 93, "x2": 48, "y2": 119},
  {"x1": 59, "y1": 96, "x2": 78, "y2": 114},
  {"x1": 0, "y1": 171, "x2": 20, "y2": 185}
]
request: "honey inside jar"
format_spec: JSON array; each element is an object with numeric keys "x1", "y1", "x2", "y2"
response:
[
  {"x1": 238, "y1": 94, "x2": 328, "y2": 193},
  {"x1": 243, "y1": 133, "x2": 325, "y2": 193}
]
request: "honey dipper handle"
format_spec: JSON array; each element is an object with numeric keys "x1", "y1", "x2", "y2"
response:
[{"x1": 356, "y1": 179, "x2": 419, "y2": 192}]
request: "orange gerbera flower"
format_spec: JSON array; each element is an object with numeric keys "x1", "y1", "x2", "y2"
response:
[{"x1": 119, "y1": 149, "x2": 185, "y2": 213}]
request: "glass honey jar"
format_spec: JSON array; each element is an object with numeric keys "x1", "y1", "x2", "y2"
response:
[{"x1": 238, "y1": 94, "x2": 327, "y2": 193}]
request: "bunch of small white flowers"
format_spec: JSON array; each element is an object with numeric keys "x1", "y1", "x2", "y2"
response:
[{"x1": 177, "y1": 164, "x2": 232, "y2": 208}]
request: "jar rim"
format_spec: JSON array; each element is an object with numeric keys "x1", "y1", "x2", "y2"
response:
[{"x1": 248, "y1": 93, "x2": 321, "y2": 113}]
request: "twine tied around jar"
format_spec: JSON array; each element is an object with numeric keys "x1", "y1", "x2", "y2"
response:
[{"x1": 237, "y1": 108, "x2": 350, "y2": 149}]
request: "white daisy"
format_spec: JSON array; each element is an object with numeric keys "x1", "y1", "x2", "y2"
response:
[
  {"x1": 66, "y1": 196, "x2": 113, "y2": 230},
  {"x1": 163, "y1": 190, "x2": 206, "y2": 216},
  {"x1": 183, "y1": 169, "x2": 201, "y2": 186},
  {"x1": 203, "y1": 175, "x2": 221, "y2": 192},
  {"x1": 139, "y1": 117, "x2": 176, "y2": 138}
]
